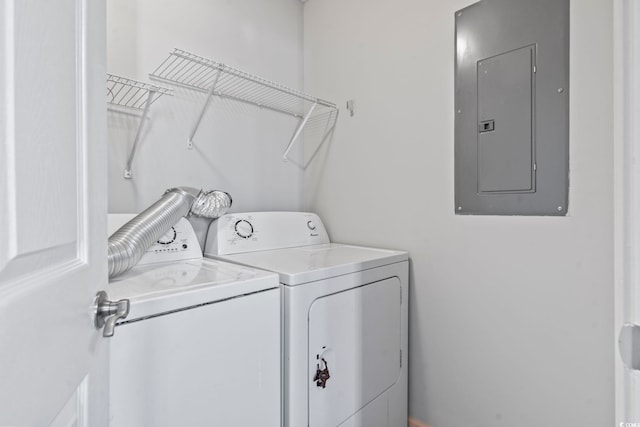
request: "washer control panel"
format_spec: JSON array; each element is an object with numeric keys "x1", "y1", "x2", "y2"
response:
[
  {"x1": 108, "y1": 214, "x2": 203, "y2": 265},
  {"x1": 205, "y1": 212, "x2": 330, "y2": 256}
]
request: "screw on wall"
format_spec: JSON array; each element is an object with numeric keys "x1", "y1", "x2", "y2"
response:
[{"x1": 346, "y1": 99, "x2": 355, "y2": 117}]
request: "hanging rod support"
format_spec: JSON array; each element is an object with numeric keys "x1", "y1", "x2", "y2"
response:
[
  {"x1": 124, "y1": 89, "x2": 156, "y2": 179},
  {"x1": 187, "y1": 67, "x2": 222, "y2": 149},
  {"x1": 283, "y1": 101, "x2": 318, "y2": 162}
]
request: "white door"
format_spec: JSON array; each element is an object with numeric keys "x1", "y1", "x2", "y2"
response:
[
  {"x1": 616, "y1": 0, "x2": 640, "y2": 423},
  {"x1": 0, "y1": 0, "x2": 108, "y2": 426}
]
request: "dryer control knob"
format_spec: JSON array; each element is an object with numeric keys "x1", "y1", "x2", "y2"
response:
[{"x1": 235, "y1": 219, "x2": 254, "y2": 239}]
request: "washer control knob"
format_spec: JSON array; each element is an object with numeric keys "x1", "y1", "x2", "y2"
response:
[
  {"x1": 235, "y1": 219, "x2": 254, "y2": 239},
  {"x1": 307, "y1": 220, "x2": 316, "y2": 231},
  {"x1": 157, "y1": 227, "x2": 177, "y2": 245}
]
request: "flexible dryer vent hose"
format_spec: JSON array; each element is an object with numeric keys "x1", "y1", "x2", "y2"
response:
[{"x1": 108, "y1": 187, "x2": 232, "y2": 278}]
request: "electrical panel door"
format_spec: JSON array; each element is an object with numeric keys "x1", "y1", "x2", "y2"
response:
[
  {"x1": 454, "y1": 0, "x2": 569, "y2": 215},
  {"x1": 477, "y1": 46, "x2": 535, "y2": 194}
]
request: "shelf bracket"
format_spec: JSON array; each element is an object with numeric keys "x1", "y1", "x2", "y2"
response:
[
  {"x1": 282, "y1": 101, "x2": 318, "y2": 162},
  {"x1": 187, "y1": 67, "x2": 222, "y2": 149},
  {"x1": 302, "y1": 110, "x2": 339, "y2": 168},
  {"x1": 285, "y1": 108, "x2": 339, "y2": 170},
  {"x1": 107, "y1": 74, "x2": 172, "y2": 179},
  {"x1": 124, "y1": 89, "x2": 156, "y2": 179}
]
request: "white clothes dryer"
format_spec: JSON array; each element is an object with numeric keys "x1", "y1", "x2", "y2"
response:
[
  {"x1": 204, "y1": 211, "x2": 408, "y2": 427},
  {"x1": 107, "y1": 215, "x2": 281, "y2": 427}
]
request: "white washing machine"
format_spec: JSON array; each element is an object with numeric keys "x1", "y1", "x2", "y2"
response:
[
  {"x1": 204, "y1": 212, "x2": 409, "y2": 427},
  {"x1": 107, "y1": 215, "x2": 281, "y2": 427}
]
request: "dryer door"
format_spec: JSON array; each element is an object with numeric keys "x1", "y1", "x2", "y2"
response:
[{"x1": 308, "y1": 277, "x2": 401, "y2": 426}]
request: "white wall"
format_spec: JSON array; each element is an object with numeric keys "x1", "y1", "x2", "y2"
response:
[
  {"x1": 107, "y1": 0, "x2": 304, "y2": 213},
  {"x1": 303, "y1": 0, "x2": 614, "y2": 426}
]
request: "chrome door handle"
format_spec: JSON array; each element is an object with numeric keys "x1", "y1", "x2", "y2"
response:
[
  {"x1": 619, "y1": 323, "x2": 640, "y2": 370},
  {"x1": 94, "y1": 291, "x2": 130, "y2": 337}
]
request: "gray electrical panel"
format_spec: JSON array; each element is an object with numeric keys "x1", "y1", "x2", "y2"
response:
[{"x1": 454, "y1": 0, "x2": 569, "y2": 215}]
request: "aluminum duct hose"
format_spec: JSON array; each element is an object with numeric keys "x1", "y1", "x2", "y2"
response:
[{"x1": 108, "y1": 187, "x2": 232, "y2": 278}]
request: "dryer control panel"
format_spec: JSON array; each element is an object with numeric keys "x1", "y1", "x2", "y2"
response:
[{"x1": 205, "y1": 212, "x2": 330, "y2": 256}]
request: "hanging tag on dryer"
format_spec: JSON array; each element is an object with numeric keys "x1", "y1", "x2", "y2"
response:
[{"x1": 313, "y1": 356, "x2": 331, "y2": 388}]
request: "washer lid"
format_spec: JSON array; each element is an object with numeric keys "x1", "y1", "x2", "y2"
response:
[
  {"x1": 215, "y1": 243, "x2": 408, "y2": 286},
  {"x1": 108, "y1": 258, "x2": 279, "y2": 321}
]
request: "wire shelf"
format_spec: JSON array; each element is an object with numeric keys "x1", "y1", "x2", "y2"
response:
[
  {"x1": 150, "y1": 48, "x2": 335, "y2": 117},
  {"x1": 149, "y1": 48, "x2": 338, "y2": 160},
  {"x1": 107, "y1": 74, "x2": 173, "y2": 110}
]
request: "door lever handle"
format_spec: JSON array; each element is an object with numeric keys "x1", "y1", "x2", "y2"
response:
[{"x1": 94, "y1": 291, "x2": 130, "y2": 337}]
